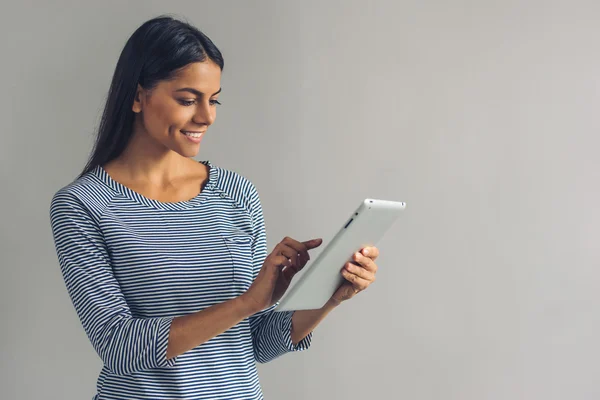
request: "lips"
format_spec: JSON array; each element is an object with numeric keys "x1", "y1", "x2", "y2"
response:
[
  {"x1": 181, "y1": 130, "x2": 204, "y2": 144},
  {"x1": 181, "y1": 130, "x2": 204, "y2": 138}
]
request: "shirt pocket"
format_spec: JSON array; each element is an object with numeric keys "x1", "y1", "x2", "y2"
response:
[{"x1": 220, "y1": 231, "x2": 255, "y2": 295}]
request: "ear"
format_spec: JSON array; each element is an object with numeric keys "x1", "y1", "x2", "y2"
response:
[{"x1": 132, "y1": 84, "x2": 144, "y2": 113}]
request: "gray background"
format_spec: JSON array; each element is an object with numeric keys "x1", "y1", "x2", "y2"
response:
[{"x1": 1, "y1": 1, "x2": 599, "y2": 399}]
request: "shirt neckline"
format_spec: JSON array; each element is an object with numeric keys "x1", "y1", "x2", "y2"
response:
[{"x1": 92, "y1": 160, "x2": 218, "y2": 211}]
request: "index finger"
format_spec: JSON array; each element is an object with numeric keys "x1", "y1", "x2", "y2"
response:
[
  {"x1": 283, "y1": 237, "x2": 322, "y2": 263},
  {"x1": 302, "y1": 238, "x2": 323, "y2": 250}
]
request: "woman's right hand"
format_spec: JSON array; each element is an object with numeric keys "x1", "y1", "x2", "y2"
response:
[{"x1": 241, "y1": 236, "x2": 323, "y2": 313}]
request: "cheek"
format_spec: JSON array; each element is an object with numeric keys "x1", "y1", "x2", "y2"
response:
[{"x1": 144, "y1": 102, "x2": 191, "y2": 135}]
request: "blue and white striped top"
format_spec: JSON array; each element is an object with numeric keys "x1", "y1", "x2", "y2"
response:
[{"x1": 49, "y1": 160, "x2": 311, "y2": 400}]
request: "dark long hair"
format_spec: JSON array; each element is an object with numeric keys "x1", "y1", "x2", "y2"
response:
[{"x1": 78, "y1": 15, "x2": 224, "y2": 178}]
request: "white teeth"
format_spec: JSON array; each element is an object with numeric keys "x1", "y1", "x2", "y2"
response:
[{"x1": 183, "y1": 131, "x2": 202, "y2": 138}]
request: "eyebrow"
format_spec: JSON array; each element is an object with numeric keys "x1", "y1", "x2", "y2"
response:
[{"x1": 174, "y1": 87, "x2": 222, "y2": 97}]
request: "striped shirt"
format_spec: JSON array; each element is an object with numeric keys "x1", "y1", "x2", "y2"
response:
[{"x1": 49, "y1": 160, "x2": 312, "y2": 400}]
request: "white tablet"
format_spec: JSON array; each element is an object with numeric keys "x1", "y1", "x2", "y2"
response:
[{"x1": 276, "y1": 198, "x2": 406, "y2": 311}]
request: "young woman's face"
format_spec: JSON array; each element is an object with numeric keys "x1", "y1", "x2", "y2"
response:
[{"x1": 132, "y1": 61, "x2": 222, "y2": 157}]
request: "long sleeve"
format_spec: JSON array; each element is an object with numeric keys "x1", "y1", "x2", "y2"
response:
[
  {"x1": 246, "y1": 184, "x2": 312, "y2": 363},
  {"x1": 49, "y1": 189, "x2": 179, "y2": 375}
]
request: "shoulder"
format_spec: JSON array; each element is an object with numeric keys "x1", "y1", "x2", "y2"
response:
[
  {"x1": 50, "y1": 169, "x2": 117, "y2": 223},
  {"x1": 209, "y1": 162, "x2": 261, "y2": 212}
]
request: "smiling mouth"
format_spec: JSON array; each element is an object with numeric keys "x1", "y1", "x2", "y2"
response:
[{"x1": 181, "y1": 130, "x2": 204, "y2": 138}]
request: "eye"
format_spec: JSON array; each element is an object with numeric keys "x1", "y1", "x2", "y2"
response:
[
  {"x1": 178, "y1": 99, "x2": 196, "y2": 106},
  {"x1": 178, "y1": 99, "x2": 221, "y2": 107}
]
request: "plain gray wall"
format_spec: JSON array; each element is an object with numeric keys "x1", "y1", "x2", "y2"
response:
[{"x1": 1, "y1": 1, "x2": 599, "y2": 399}]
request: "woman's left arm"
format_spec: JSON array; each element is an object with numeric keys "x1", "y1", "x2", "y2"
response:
[{"x1": 291, "y1": 246, "x2": 380, "y2": 344}]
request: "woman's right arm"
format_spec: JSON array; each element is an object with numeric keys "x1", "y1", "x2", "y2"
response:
[
  {"x1": 165, "y1": 296, "x2": 256, "y2": 359},
  {"x1": 49, "y1": 190, "x2": 261, "y2": 375}
]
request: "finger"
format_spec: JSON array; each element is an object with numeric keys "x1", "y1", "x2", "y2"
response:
[
  {"x1": 273, "y1": 254, "x2": 294, "y2": 279},
  {"x1": 273, "y1": 254, "x2": 293, "y2": 269},
  {"x1": 302, "y1": 238, "x2": 323, "y2": 251},
  {"x1": 361, "y1": 246, "x2": 379, "y2": 260},
  {"x1": 300, "y1": 238, "x2": 323, "y2": 264},
  {"x1": 282, "y1": 237, "x2": 310, "y2": 267},
  {"x1": 284, "y1": 237, "x2": 322, "y2": 266},
  {"x1": 340, "y1": 269, "x2": 370, "y2": 291},
  {"x1": 262, "y1": 254, "x2": 291, "y2": 281},
  {"x1": 276, "y1": 244, "x2": 301, "y2": 271},
  {"x1": 344, "y1": 262, "x2": 376, "y2": 282},
  {"x1": 281, "y1": 258, "x2": 297, "y2": 282},
  {"x1": 351, "y1": 251, "x2": 378, "y2": 273}
]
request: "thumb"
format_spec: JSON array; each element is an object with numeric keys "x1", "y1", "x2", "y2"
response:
[{"x1": 303, "y1": 238, "x2": 323, "y2": 250}]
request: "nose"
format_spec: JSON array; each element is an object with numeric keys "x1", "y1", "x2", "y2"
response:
[{"x1": 192, "y1": 101, "x2": 216, "y2": 126}]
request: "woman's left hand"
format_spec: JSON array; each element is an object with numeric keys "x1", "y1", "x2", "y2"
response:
[{"x1": 329, "y1": 246, "x2": 379, "y2": 305}]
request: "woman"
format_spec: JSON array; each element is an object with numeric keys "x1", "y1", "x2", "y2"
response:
[{"x1": 49, "y1": 15, "x2": 380, "y2": 400}]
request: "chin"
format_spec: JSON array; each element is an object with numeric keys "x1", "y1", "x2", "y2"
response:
[
  {"x1": 163, "y1": 138, "x2": 201, "y2": 158},
  {"x1": 175, "y1": 147, "x2": 200, "y2": 158}
]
